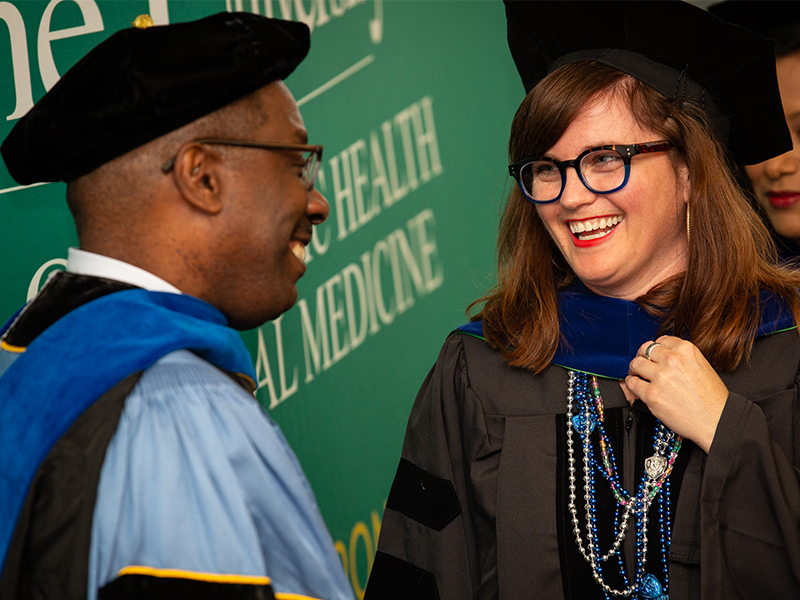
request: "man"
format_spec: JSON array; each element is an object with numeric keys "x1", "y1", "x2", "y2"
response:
[{"x1": 0, "y1": 12, "x2": 353, "y2": 600}]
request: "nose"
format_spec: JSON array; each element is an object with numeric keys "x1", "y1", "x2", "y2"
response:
[
  {"x1": 307, "y1": 187, "x2": 330, "y2": 225},
  {"x1": 559, "y1": 165, "x2": 596, "y2": 209},
  {"x1": 764, "y1": 148, "x2": 800, "y2": 180}
]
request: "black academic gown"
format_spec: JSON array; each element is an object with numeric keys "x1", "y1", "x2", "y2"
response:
[{"x1": 366, "y1": 320, "x2": 800, "y2": 599}]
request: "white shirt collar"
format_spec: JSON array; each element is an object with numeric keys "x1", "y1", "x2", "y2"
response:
[{"x1": 66, "y1": 248, "x2": 183, "y2": 294}]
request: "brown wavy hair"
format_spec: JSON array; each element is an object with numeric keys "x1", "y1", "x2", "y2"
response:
[{"x1": 473, "y1": 61, "x2": 800, "y2": 373}]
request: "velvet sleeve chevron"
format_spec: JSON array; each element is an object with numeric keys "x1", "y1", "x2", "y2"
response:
[{"x1": 365, "y1": 332, "x2": 496, "y2": 600}]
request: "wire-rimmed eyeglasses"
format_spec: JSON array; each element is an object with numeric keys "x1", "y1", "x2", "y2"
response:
[
  {"x1": 161, "y1": 138, "x2": 324, "y2": 191},
  {"x1": 508, "y1": 140, "x2": 673, "y2": 204}
]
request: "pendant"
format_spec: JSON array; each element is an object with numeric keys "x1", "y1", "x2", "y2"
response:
[
  {"x1": 639, "y1": 573, "x2": 668, "y2": 599},
  {"x1": 571, "y1": 413, "x2": 596, "y2": 435},
  {"x1": 644, "y1": 455, "x2": 667, "y2": 480}
]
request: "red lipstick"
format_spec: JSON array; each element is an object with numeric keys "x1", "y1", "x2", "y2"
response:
[
  {"x1": 767, "y1": 191, "x2": 800, "y2": 209},
  {"x1": 571, "y1": 230, "x2": 618, "y2": 248}
]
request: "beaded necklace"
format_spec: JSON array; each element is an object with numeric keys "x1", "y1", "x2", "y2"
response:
[{"x1": 566, "y1": 371, "x2": 682, "y2": 599}]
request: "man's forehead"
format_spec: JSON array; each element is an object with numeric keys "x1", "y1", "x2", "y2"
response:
[{"x1": 254, "y1": 82, "x2": 308, "y2": 143}]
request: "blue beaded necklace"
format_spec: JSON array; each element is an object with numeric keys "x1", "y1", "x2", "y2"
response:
[{"x1": 566, "y1": 371, "x2": 682, "y2": 599}]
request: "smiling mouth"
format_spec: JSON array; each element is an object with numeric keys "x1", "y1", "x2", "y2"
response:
[
  {"x1": 568, "y1": 215, "x2": 624, "y2": 241},
  {"x1": 289, "y1": 240, "x2": 306, "y2": 262}
]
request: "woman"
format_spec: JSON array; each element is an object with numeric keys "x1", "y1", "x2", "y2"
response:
[
  {"x1": 711, "y1": 2, "x2": 800, "y2": 259},
  {"x1": 366, "y1": 2, "x2": 800, "y2": 599},
  {"x1": 747, "y1": 52, "x2": 800, "y2": 248}
]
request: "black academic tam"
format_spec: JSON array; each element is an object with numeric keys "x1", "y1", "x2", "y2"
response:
[
  {"x1": 504, "y1": 0, "x2": 791, "y2": 165},
  {"x1": 1, "y1": 12, "x2": 309, "y2": 185}
]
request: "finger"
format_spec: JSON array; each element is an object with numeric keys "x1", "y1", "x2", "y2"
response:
[
  {"x1": 618, "y1": 381, "x2": 637, "y2": 406},
  {"x1": 654, "y1": 335, "x2": 683, "y2": 351},
  {"x1": 637, "y1": 337, "x2": 675, "y2": 358},
  {"x1": 628, "y1": 354, "x2": 659, "y2": 380},
  {"x1": 625, "y1": 374, "x2": 649, "y2": 401},
  {"x1": 636, "y1": 340, "x2": 654, "y2": 358},
  {"x1": 638, "y1": 340, "x2": 666, "y2": 363}
]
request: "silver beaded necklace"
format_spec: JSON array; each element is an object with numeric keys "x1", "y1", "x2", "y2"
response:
[{"x1": 566, "y1": 370, "x2": 682, "y2": 599}]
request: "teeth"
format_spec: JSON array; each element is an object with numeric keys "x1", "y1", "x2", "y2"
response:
[
  {"x1": 569, "y1": 215, "x2": 623, "y2": 236},
  {"x1": 290, "y1": 242, "x2": 306, "y2": 262},
  {"x1": 582, "y1": 230, "x2": 610, "y2": 241}
]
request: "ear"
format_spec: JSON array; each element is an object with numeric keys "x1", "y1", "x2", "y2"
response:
[{"x1": 170, "y1": 143, "x2": 224, "y2": 215}]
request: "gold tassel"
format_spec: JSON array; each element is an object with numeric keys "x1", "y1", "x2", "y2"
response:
[{"x1": 132, "y1": 14, "x2": 155, "y2": 29}]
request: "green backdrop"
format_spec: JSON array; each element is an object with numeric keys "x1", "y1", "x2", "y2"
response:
[{"x1": 0, "y1": 0, "x2": 523, "y2": 595}]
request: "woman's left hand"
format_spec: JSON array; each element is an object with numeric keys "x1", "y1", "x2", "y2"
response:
[{"x1": 624, "y1": 335, "x2": 729, "y2": 453}]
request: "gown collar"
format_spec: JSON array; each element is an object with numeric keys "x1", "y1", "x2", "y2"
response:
[{"x1": 459, "y1": 280, "x2": 797, "y2": 380}]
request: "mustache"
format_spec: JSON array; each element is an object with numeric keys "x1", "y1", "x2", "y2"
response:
[{"x1": 292, "y1": 219, "x2": 314, "y2": 240}]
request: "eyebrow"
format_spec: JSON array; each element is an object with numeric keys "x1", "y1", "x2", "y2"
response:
[{"x1": 545, "y1": 142, "x2": 619, "y2": 159}]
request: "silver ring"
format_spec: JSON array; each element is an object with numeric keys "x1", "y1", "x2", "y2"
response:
[{"x1": 644, "y1": 341, "x2": 662, "y2": 361}]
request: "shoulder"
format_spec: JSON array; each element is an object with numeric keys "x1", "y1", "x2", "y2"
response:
[
  {"x1": 437, "y1": 324, "x2": 568, "y2": 416},
  {"x1": 135, "y1": 348, "x2": 251, "y2": 397},
  {"x1": 124, "y1": 349, "x2": 268, "y2": 434},
  {"x1": 103, "y1": 351, "x2": 303, "y2": 505},
  {"x1": 725, "y1": 328, "x2": 800, "y2": 398},
  {"x1": 441, "y1": 322, "x2": 499, "y2": 364},
  {"x1": 427, "y1": 325, "x2": 504, "y2": 394}
]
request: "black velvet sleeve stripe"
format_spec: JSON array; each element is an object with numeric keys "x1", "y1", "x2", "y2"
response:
[
  {"x1": 98, "y1": 571, "x2": 277, "y2": 600},
  {"x1": 364, "y1": 552, "x2": 440, "y2": 600},
  {"x1": 0, "y1": 372, "x2": 142, "y2": 600},
  {"x1": 385, "y1": 459, "x2": 461, "y2": 531}
]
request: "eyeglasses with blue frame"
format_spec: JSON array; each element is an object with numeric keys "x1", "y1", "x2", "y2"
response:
[{"x1": 508, "y1": 140, "x2": 673, "y2": 204}]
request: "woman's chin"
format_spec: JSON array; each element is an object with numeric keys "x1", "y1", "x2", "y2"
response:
[{"x1": 771, "y1": 219, "x2": 800, "y2": 241}]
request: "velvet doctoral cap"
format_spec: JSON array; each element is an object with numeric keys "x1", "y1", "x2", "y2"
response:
[
  {"x1": 709, "y1": 1, "x2": 800, "y2": 57},
  {"x1": 1, "y1": 12, "x2": 309, "y2": 185},
  {"x1": 504, "y1": 0, "x2": 791, "y2": 165}
]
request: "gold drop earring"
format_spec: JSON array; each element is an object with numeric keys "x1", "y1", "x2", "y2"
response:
[{"x1": 686, "y1": 203, "x2": 691, "y2": 245}]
